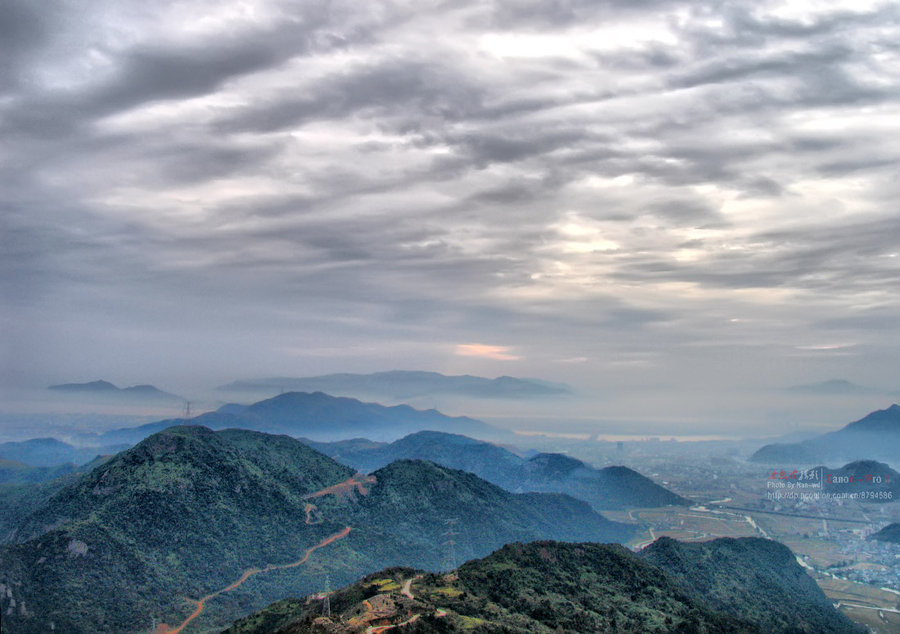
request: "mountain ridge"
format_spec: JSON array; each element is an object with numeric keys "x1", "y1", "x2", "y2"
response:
[
  {"x1": 870, "y1": 523, "x2": 900, "y2": 544},
  {"x1": 218, "y1": 370, "x2": 570, "y2": 399},
  {"x1": 78, "y1": 391, "x2": 502, "y2": 447},
  {"x1": 0, "y1": 426, "x2": 630, "y2": 633},
  {"x1": 307, "y1": 430, "x2": 688, "y2": 510},
  {"x1": 0, "y1": 437, "x2": 128, "y2": 468},
  {"x1": 47, "y1": 380, "x2": 182, "y2": 401},
  {"x1": 750, "y1": 404, "x2": 900, "y2": 464},
  {"x1": 225, "y1": 538, "x2": 861, "y2": 634}
]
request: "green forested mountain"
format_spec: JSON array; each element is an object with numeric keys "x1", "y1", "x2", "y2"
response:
[
  {"x1": 639, "y1": 537, "x2": 863, "y2": 634},
  {"x1": 226, "y1": 538, "x2": 860, "y2": 634},
  {"x1": 305, "y1": 431, "x2": 519, "y2": 482},
  {"x1": 0, "y1": 477, "x2": 72, "y2": 543},
  {"x1": 0, "y1": 426, "x2": 629, "y2": 633},
  {"x1": 1, "y1": 426, "x2": 356, "y2": 633},
  {"x1": 345, "y1": 459, "x2": 632, "y2": 571},
  {"x1": 308, "y1": 430, "x2": 687, "y2": 510},
  {"x1": 0, "y1": 456, "x2": 117, "y2": 542}
]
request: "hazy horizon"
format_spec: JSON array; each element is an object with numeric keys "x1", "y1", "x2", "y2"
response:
[
  {"x1": 3, "y1": 0, "x2": 900, "y2": 437},
  {"x1": 1, "y1": 371, "x2": 897, "y2": 444}
]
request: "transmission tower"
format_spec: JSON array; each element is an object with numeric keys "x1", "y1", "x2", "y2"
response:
[
  {"x1": 183, "y1": 400, "x2": 193, "y2": 420},
  {"x1": 322, "y1": 573, "x2": 332, "y2": 617},
  {"x1": 441, "y1": 518, "x2": 459, "y2": 571}
]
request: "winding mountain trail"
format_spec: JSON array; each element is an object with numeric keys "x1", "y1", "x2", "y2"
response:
[
  {"x1": 365, "y1": 613, "x2": 421, "y2": 634},
  {"x1": 362, "y1": 577, "x2": 421, "y2": 634},
  {"x1": 359, "y1": 574, "x2": 449, "y2": 634},
  {"x1": 305, "y1": 473, "x2": 377, "y2": 500},
  {"x1": 156, "y1": 474, "x2": 375, "y2": 634},
  {"x1": 157, "y1": 526, "x2": 351, "y2": 634}
]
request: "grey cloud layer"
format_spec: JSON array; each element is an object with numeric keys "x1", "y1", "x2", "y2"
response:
[{"x1": 3, "y1": 0, "x2": 900, "y2": 405}]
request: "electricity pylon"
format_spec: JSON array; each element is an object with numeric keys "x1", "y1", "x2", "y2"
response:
[
  {"x1": 441, "y1": 518, "x2": 459, "y2": 571},
  {"x1": 323, "y1": 573, "x2": 331, "y2": 617}
]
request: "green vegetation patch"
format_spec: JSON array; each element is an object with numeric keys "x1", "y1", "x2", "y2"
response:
[{"x1": 432, "y1": 586, "x2": 463, "y2": 597}]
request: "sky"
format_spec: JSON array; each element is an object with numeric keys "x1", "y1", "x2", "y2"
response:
[{"x1": 2, "y1": 0, "x2": 900, "y2": 433}]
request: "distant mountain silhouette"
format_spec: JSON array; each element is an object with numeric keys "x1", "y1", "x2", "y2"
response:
[
  {"x1": 48, "y1": 380, "x2": 182, "y2": 402},
  {"x1": 0, "y1": 457, "x2": 77, "y2": 485},
  {"x1": 870, "y1": 523, "x2": 900, "y2": 544},
  {"x1": 49, "y1": 379, "x2": 119, "y2": 392},
  {"x1": 788, "y1": 379, "x2": 879, "y2": 395},
  {"x1": 750, "y1": 404, "x2": 900, "y2": 464},
  {"x1": 841, "y1": 404, "x2": 900, "y2": 433},
  {"x1": 84, "y1": 392, "x2": 502, "y2": 446},
  {"x1": 218, "y1": 370, "x2": 570, "y2": 399},
  {"x1": 306, "y1": 430, "x2": 688, "y2": 510},
  {"x1": 815, "y1": 460, "x2": 900, "y2": 501},
  {"x1": 0, "y1": 437, "x2": 127, "y2": 468}
]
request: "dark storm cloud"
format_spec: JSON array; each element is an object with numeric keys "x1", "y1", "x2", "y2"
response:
[
  {"x1": 479, "y1": 0, "x2": 679, "y2": 29},
  {"x1": 2, "y1": 24, "x2": 314, "y2": 139},
  {"x1": 0, "y1": 0, "x2": 57, "y2": 93},
  {"x1": 0, "y1": 1, "x2": 398, "y2": 143},
  {"x1": 95, "y1": 36, "x2": 302, "y2": 111},
  {"x1": 644, "y1": 199, "x2": 727, "y2": 224},
  {"x1": 737, "y1": 176, "x2": 785, "y2": 198},
  {"x1": 724, "y1": 2, "x2": 900, "y2": 45},
  {"x1": 671, "y1": 44, "x2": 854, "y2": 90},
  {"x1": 138, "y1": 139, "x2": 287, "y2": 186},
  {"x1": 217, "y1": 58, "x2": 486, "y2": 134}
]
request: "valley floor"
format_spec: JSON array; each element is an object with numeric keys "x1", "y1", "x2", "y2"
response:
[{"x1": 600, "y1": 453, "x2": 900, "y2": 634}]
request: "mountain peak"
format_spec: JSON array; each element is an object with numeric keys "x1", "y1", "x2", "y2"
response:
[
  {"x1": 526, "y1": 452, "x2": 585, "y2": 475},
  {"x1": 308, "y1": 431, "x2": 686, "y2": 510},
  {"x1": 640, "y1": 536, "x2": 862, "y2": 633},
  {"x1": 751, "y1": 404, "x2": 900, "y2": 464},
  {"x1": 871, "y1": 523, "x2": 900, "y2": 544},
  {"x1": 395, "y1": 430, "x2": 480, "y2": 445},
  {"x1": 47, "y1": 380, "x2": 181, "y2": 401},
  {"x1": 841, "y1": 403, "x2": 900, "y2": 432}
]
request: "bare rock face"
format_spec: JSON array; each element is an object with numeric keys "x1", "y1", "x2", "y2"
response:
[
  {"x1": 66, "y1": 539, "x2": 88, "y2": 557},
  {"x1": 309, "y1": 616, "x2": 353, "y2": 634}
]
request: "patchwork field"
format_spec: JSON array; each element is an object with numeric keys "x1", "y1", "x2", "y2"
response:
[{"x1": 818, "y1": 577, "x2": 900, "y2": 634}]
